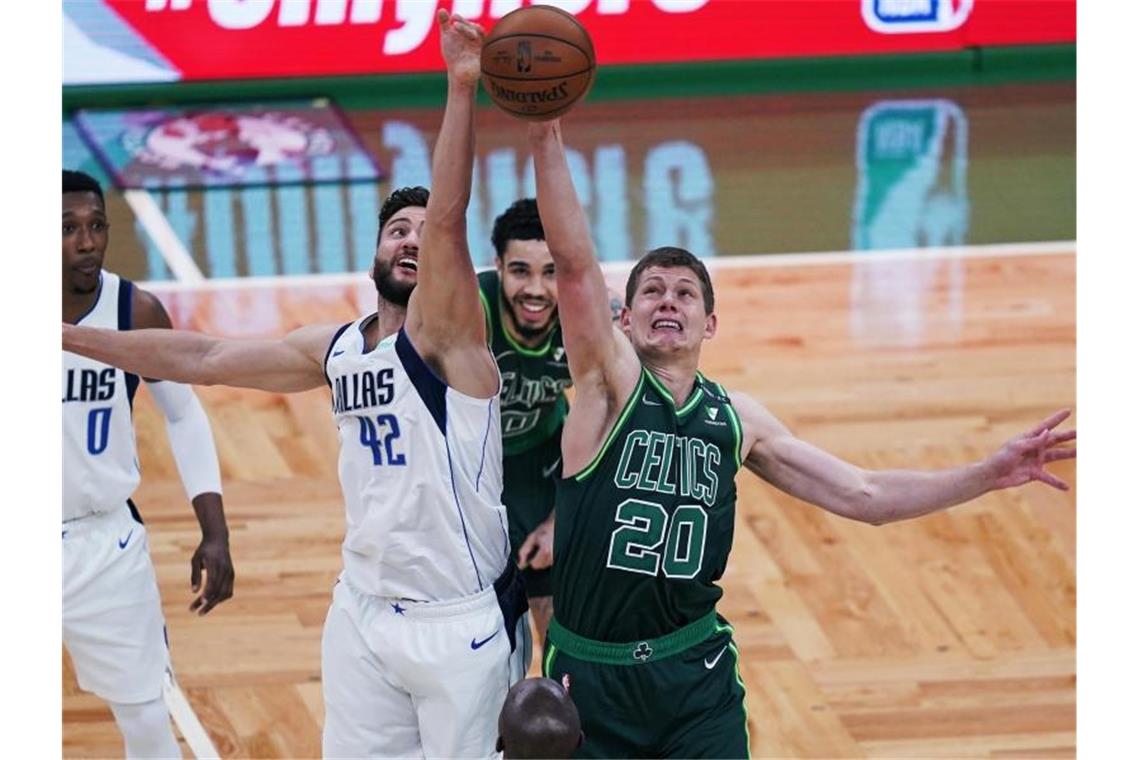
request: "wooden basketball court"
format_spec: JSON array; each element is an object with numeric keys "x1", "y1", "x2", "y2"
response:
[{"x1": 62, "y1": 247, "x2": 1075, "y2": 758}]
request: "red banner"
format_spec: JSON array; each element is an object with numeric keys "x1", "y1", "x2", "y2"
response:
[{"x1": 77, "y1": 1, "x2": 1074, "y2": 85}]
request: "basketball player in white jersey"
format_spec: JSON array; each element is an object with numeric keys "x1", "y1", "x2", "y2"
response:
[
  {"x1": 64, "y1": 12, "x2": 527, "y2": 757},
  {"x1": 62, "y1": 169, "x2": 235, "y2": 758}
]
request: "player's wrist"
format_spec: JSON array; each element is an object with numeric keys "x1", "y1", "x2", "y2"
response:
[{"x1": 446, "y1": 74, "x2": 479, "y2": 93}]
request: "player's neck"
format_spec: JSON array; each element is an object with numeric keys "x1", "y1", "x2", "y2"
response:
[
  {"x1": 642, "y1": 356, "x2": 700, "y2": 407},
  {"x1": 368, "y1": 296, "x2": 408, "y2": 346},
  {"x1": 62, "y1": 288, "x2": 99, "y2": 325}
]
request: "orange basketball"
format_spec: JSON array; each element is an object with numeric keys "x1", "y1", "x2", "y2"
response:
[{"x1": 480, "y1": 5, "x2": 596, "y2": 121}]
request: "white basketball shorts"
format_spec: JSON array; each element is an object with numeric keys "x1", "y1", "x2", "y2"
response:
[
  {"x1": 62, "y1": 502, "x2": 169, "y2": 704},
  {"x1": 321, "y1": 577, "x2": 530, "y2": 758}
]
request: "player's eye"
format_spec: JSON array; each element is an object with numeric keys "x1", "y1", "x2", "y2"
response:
[{"x1": 63, "y1": 224, "x2": 76, "y2": 235}]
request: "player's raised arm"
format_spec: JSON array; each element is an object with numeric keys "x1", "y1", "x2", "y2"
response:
[
  {"x1": 527, "y1": 119, "x2": 639, "y2": 392},
  {"x1": 63, "y1": 322, "x2": 335, "y2": 394},
  {"x1": 733, "y1": 391, "x2": 1077, "y2": 524},
  {"x1": 404, "y1": 10, "x2": 498, "y2": 397}
]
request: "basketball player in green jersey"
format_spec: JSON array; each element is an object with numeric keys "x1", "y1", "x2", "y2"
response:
[
  {"x1": 526, "y1": 119, "x2": 1077, "y2": 758},
  {"x1": 477, "y1": 198, "x2": 567, "y2": 647},
  {"x1": 478, "y1": 198, "x2": 621, "y2": 651}
]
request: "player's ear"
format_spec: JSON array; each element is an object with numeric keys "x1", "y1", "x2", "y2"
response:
[
  {"x1": 619, "y1": 305, "x2": 632, "y2": 335},
  {"x1": 495, "y1": 736, "x2": 505, "y2": 753},
  {"x1": 577, "y1": 730, "x2": 585, "y2": 748},
  {"x1": 494, "y1": 254, "x2": 504, "y2": 273},
  {"x1": 703, "y1": 311, "x2": 717, "y2": 340}
]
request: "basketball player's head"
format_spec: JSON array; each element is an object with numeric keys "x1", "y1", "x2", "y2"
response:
[
  {"x1": 62, "y1": 170, "x2": 109, "y2": 296},
  {"x1": 495, "y1": 677, "x2": 583, "y2": 759},
  {"x1": 492, "y1": 198, "x2": 557, "y2": 340},
  {"x1": 371, "y1": 186, "x2": 429, "y2": 307},
  {"x1": 621, "y1": 246, "x2": 717, "y2": 360}
]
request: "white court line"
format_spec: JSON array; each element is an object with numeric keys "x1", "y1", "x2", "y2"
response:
[
  {"x1": 124, "y1": 190, "x2": 206, "y2": 284},
  {"x1": 139, "y1": 239, "x2": 1075, "y2": 292},
  {"x1": 163, "y1": 668, "x2": 220, "y2": 759}
]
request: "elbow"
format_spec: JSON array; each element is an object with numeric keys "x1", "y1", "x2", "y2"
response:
[
  {"x1": 852, "y1": 475, "x2": 891, "y2": 526},
  {"x1": 196, "y1": 347, "x2": 225, "y2": 386}
]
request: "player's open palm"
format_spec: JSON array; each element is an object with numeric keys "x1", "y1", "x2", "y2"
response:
[
  {"x1": 988, "y1": 409, "x2": 1076, "y2": 491},
  {"x1": 438, "y1": 9, "x2": 483, "y2": 86}
]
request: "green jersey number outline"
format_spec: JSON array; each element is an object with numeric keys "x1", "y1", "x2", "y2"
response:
[{"x1": 606, "y1": 498, "x2": 708, "y2": 579}]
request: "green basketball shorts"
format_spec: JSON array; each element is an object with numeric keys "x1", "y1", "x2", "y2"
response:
[{"x1": 543, "y1": 612, "x2": 749, "y2": 758}]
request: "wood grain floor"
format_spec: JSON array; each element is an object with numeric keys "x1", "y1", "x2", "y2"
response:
[{"x1": 63, "y1": 251, "x2": 1076, "y2": 758}]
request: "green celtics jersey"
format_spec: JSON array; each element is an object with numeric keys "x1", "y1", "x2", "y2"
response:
[
  {"x1": 478, "y1": 269, "x2": 572, "y2": 456},
  {"x1": 552, "y1": 368, "x2": 744, "y2": 642}
]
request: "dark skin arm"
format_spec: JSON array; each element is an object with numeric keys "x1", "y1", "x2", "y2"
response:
[{"x1": 134, "y1": 288, "x2": 235, "y2": 615}]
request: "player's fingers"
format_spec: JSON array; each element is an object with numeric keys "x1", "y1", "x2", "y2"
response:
[
  {"x1": 1026, "y1": 409, "x2": 1071, "y2": 437},
  {"x1": 1037, "y1": 470, "x2": 1069, "y2": 491},
  {"x1": 1044, "y1": 447, "x2": 1076, "y2": 462},
  {"x1": 218, "y1": 571, "x2": 235, "y2": 602},
  {"x1": 458, "y1": 19, "x2": 483, "y2": 39},
  {"x1": 190, "y1": 557, "x2": 202, "y2": 592},
  {"x1": 437, "y1": 8, "x2": 450, "y2": 26},
  {"x1": 1050, "y1": 429, "x2": 1077, "y2": 445},
  {"x1": 203, "y1": 561, "x2": 224, "y2": 601},
  {"x1": 189, "y1": 594, "x2": 204, "y2": 612}
]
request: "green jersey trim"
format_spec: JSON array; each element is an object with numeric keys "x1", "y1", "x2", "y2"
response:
[
  {"x1": 572, "y1": 372, "x2": 646, "y2": 482},
  {"x1": 715, "y1": 620, "x2": 751, "y2": 755},
  {"x1": 547, "y1": 610, "x2": 718, "y2": 665},
  {"x1": 501, "y1": 318, "x2": 558, "y2": 358},
  {"x1": 714, "y1": 380, "x2": 745, "y2": 470},
  {"x1": 643, "y1": 369, "x2": 705, "y2": 419}
]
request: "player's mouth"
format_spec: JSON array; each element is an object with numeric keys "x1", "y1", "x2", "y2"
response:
[
  {"x1": 514, "y1": 298, "x2": 554, "y2": 322},
  {"x1": 651, "y1": 318, "x2": 683, "y2": 333},
  {"x1": 395, "y1": 254, "x2": 418, "y2": 273},
  {"x1": 74, "y1": 260, "x2": 100, "y2": 276}
]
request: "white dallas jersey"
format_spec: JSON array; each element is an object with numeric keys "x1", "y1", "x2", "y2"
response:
[
  {"x1": 63, "y1": 272, "x2": 141, "y2": 522},
  {"x1": 325, "y1": 316, "x2": 510, "y2": 601}
]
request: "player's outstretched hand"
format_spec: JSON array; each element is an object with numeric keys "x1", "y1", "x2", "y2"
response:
[
  {"x1": 986, "y1": 409, "x2": 1077, "y2": 492},
  {"x1": 190, "y1": 535, "x2": 235, "y2": 615},
  {"x1": 527, "y1": 119, "x2": 561, "y2": 143},
  {"x1": 518, "y1": 514, "x2": 555, "y2": 571},
  {"x1": 438, "y1": 9, "x2": 483, "y2": 86}
]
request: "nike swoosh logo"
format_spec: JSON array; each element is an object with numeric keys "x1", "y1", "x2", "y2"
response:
[
  {"x1": 541, "y1": 458, "x2": 562, "y2": 479},
  {"x1": 704, "y1": 646, "x2": 728, "y2": 669},
  {"x1": 118, "y1": 529, "x2": 134, "y2": 550},
  {"x1": 642, "y1": 394, "x2": 661, "y2": 406},
  {"x1": 332, "y1": 349, "x2": 345, "y2": 357},
  {"x1": 471, "y1": 630, "x2": 499, "y2": 650}
]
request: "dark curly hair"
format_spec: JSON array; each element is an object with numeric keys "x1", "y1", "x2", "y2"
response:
[
  {"x1": 63, "y1": 170, "x2": 104, "y2": 203},
  {"x1": 376, "y1": 186, "x2": 430, "y2": 244},
  {"x1": 491, "y1": 198, "x2": 545, "y2": 257},
  {"x1": 625, "y1": 247, "x2": 715, "y2": 315}
]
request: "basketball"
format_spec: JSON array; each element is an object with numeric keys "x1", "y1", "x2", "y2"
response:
[{"x1": 480, "y1": 5, "x2": 596, "y2": 121}]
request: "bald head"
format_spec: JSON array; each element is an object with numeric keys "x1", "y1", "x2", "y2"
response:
[{"x1": 496, "y1": 678, "x2": 583, "y2": 759}]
